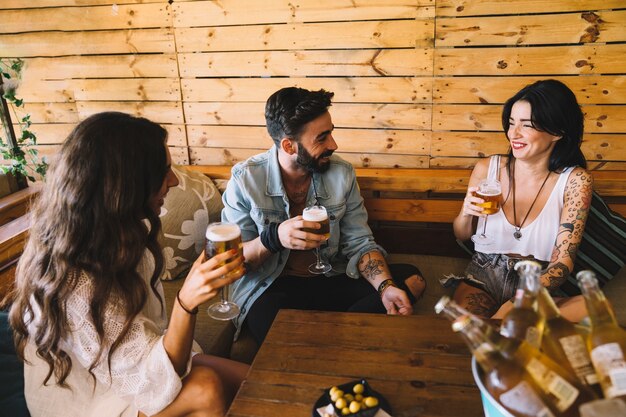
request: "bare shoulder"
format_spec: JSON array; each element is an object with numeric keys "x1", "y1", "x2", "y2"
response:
[
  {"x1": 472, "y1": 156, "x2": 492, "y2": 175},
  {"x1": 470, "y1": 155, "x2": 506, "y2": 183},
  {"x1": 566, "y1": 167, "x2": 594, "y2": 189},
  {"x1": 564, "y1": 167, "x2": 593, "y2": 207}
]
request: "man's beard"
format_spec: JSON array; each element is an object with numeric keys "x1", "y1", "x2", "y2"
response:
[{"x1": 296, "y1": 144, "x2": 333, "y2": 173}]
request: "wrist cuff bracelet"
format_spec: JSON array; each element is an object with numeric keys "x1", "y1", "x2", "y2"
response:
[
  {"x1": 260, "y1": 222, "x2": 284, "y2": 253},
  {"x1": 377, "y1": 279, "x2": 397, "y2": 298}
]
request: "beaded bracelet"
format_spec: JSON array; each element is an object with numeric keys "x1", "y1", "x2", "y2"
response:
[
  {"x1": 176, "y1": 290, "x2": 198, "y2": 315},
  {"x1": 377, "y1": 279, "x2": 397, "y2": 298}
]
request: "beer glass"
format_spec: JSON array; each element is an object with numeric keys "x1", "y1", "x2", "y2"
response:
[
  {"x1": 471, "y1": 179, "x2": 502, "y2": 245},
  {"x1": 205, "y1": 222, "x2": 243, "y2": 320},
  {"x1": 302, "y1": 205, "x2": 331, "y2": 274}
]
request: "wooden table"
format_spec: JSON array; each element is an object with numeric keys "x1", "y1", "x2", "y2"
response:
[{"x1": 227, "y1": 310, "x2": 484, "y2": 417}]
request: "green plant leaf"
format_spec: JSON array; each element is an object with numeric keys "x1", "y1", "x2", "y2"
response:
[
  {"x1": 0, "y1": 57, "x2": 47, "y2": 184},
  {"x1": 10, "y1": 60, "x2": 23, "y2": 72}
]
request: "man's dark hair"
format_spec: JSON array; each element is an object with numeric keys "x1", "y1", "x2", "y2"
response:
[{"x1": 265, "y1": 87, "x2": 334, "y2": 146}]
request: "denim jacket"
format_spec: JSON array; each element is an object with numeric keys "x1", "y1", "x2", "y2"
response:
[{"x1": 221, "y1": 147, "x2": 385, "y2": 339}]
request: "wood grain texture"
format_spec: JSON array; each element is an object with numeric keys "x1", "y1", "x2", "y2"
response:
[
  {"x1": 365, "y1": 198, "x2": 462, "y2": 222},
  {"x1": 189, "y1": 148, "x2": 430, "y2": 169},
  {"x1": 76, "y1": 101, "x2": 184, "y2": 124},
  {"x1": 436, "y1": 10, "x2": 626, "y2": 46},
  {"x1": 187, "y1": 126, "x2": 430, "y2": 155},
  {"x1": 179, "y1": 49, "x2": 433, "y2": 77},
  {"x1": 430, "y1": 157, "x2": 626, "y2": 172},
  {"x1": 435, "y1": 44, "x2": 626, "y2": 76},
  {"x1": 436, "y1": 0, "x2": 625, "y2": 17},
  {"x1": 433, "y1": 76, "x2": 626, "y2": 104},
  {"x1": 181, "y1": 77, "x2": 433, "y2": 103},
  {"x1": 433, "y1": 104, "x2": 626, "y2": 133},
  {"x1": 184, "y1": 102, "x2": 431, "y2": 130},
  {"x1": 0, "y1": 0, "x2": 162, "y2": 8},
  {"x1": 227, "y1": 310, "x2": 482, "y2": 417},
  {"x1": 432, "y1": 132, "x2": 626, "y2": 162},
  {"x1": 0, "y1": 214, "x2": 30, "y2": 267},
  {"x1": 0, "y1": 28, "x2": 175, "y2": 57},
  {"x1": 1, "y1": 1, "x2": 624, "y2": 175},
  {"x1": 0, "y1": 185, "x2": 40, "y2": 228},
  {"x1": 21, "y1": 55, "x2": 178, "y2": 80},
  {"x1": 173, "y1": 0, "x2": 435, "y2": 27},
  {"x1": 188, "y1": 165, "x2": 626, "y2": 198},
  {"x1": 176, "y1": 20, "x2": 432, "y2": 52},
  {"x1": 0, "y1": 2, "x2": 171, "y2": 33}
]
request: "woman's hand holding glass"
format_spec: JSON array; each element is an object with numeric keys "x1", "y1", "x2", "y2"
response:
[
  {"x1": 462, "y1": 186, "x2": 486, "y2": 217},
  {"x1": 177, "y1": 246, "x2": 245, "y2": 318},
  {"x1": 467, "y1": 179, "x2": 502, "y2": 245}
]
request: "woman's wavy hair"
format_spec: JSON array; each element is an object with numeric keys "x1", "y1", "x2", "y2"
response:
[
  {"x1": 9, "y1": 112, "x2": 169, "y2": 386},
  {"x1": 501, "y1": 79, "x2": 587, "y2": 172}
]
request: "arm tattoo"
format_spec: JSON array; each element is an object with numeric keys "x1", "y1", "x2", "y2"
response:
[
  {"x1": 542, "y1": 262, "x2": 570, "y2": 291},
  {"x1": 547, "y1": 170, "x2": 592, "y2": 278},
  {"x1": 358, "y1": 252, "x2": 385, "y2": 282},
  {"x1": 465, "y1": 292, "x2": 498, "y2": 318},
  {"x1": 560, "y1": 222, "x2": 574, "y2": 233}
]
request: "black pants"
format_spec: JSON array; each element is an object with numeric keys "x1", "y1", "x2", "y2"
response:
[{"x1": 245, "y1": 263, "x2": 420, "y2": 344}]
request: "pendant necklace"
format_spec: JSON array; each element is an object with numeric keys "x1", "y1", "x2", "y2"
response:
[{"x1": 511, "y1": 164, "x2": 551, "y2": 240}]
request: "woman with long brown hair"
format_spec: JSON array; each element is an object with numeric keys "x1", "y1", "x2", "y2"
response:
[{"x1": 9, "y1": 112, "x2": 248, "y2": 417}]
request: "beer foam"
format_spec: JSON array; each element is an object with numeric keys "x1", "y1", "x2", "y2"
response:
[
  {"x1": 206, "y1": 223, "x2": 241, "y2": 242},
  {"x1": 479, "y1": 187, "x2": 501, "y2": 196},
  {"x1": 302, "y1": 207, "x2": 327, "y2": 222}
]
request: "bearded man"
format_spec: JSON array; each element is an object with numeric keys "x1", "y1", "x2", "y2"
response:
[{"x1": 221, "y1": 87, "x2": 426, "y2": 345}]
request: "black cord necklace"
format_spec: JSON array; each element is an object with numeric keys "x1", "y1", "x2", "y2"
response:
[{"x1": 511, "y1": 162, "x2": 552, "y2": 240}]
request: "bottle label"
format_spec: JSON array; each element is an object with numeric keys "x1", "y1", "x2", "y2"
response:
[
  {"x1": 499, "y1": 380, "x2": 556, "y2": 417},
  {"x1": 590, "y1": 342, "x2": 626, "y2": 398},
  {"x1": 525, "y1": 326, "x2": 541, "y2": 348},
  {"x1": 526, "y1": 357, "x2": 579, "y2": 412},
  {"x1": 558, "y1": 334, "x2": 598, "y2": 385}
]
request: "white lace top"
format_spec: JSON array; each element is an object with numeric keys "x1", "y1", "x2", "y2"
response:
[{"x1": 24, "y1": 253, "x2": 190, "y2": 417}]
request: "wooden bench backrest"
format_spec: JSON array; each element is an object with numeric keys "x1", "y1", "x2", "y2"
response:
[{"x1": 187, "y1": 166, "x2": 626, "y2": 222}]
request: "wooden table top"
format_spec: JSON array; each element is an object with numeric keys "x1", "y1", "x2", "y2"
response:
[{"x1": 227, "y1": 310, "x2": 484, "y2": 417}]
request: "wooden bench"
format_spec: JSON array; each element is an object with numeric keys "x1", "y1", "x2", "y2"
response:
[
  {"x1": 187, "y1": 165, "x2": 626, "y2": 221},
  {"x1": 187, "y1": 166, "x2": 626, "y2": 254},
  {"x1": 1, "y1": 167, "x2": 625, "y2": 306}
]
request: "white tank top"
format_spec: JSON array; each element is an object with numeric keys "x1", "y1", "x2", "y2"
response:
[{"x1": 474, "y1": 161, "x2": 574, "y2": 262}]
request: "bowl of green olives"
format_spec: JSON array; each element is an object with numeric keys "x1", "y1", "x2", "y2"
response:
[{"x1": 313, "y1": 379, "x2": 391, "y2": 417}]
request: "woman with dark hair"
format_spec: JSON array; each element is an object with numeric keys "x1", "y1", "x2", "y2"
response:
[
  {"x1": 9, "y1": 112, "x2": 248, "y2": 417},
  {"x1": 446, "y1": 79, "x2": 593, "y2": 320}
]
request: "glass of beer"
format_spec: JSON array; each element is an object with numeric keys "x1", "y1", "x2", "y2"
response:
[
  {"x1": 470, "y1": 179, "x2": 502, "y2": 245},
  {"x1": 302, "y1": 205, "x2": 331, "y2": 274},
  {"x1": 205, "y1": 222, "x2": 243, "y2": 321}
]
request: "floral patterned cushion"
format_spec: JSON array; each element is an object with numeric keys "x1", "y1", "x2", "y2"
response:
[{"x1": 158, "y1": 166, "x2": 224, "y2": 280}]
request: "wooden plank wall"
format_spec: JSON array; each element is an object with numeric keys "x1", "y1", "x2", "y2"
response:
[{"x1": 0, "y1": 0, "x2": 625, "y2": 173}]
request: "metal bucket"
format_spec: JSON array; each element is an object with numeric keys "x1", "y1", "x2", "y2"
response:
[{"x1": 471, "y1": 357, "x2": 515, "y2": 417}]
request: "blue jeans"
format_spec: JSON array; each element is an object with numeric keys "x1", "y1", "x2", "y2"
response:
[{"x1": 441, "y1": 253, "x2": 547, "y2": 305}]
